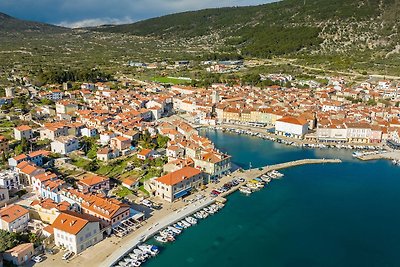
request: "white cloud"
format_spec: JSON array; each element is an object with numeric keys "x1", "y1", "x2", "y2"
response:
[{"x1": 58, "y1": 17, "x2": 135, "y2": 28}]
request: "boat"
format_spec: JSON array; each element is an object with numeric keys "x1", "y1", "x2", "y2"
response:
[
  {"x1": 138, "y1": 244, "x2": 159, "y2": 256},
  {"x1": 167, "y1": 226, "x2": 181, "y2": 234},
  {"x1": 173, "y1": 223, "x2": 183, "y2": 230},
  {"x1": 185, "y1": 216, "x2": 197, "y2": 225},
  {"x1": 180, "y1": 220, "x2": 191, "y2": 228},
  {"x1": 154, "y1": 235, "x2": 168, "y2": 243},
  {"x1": 239, "y1": 186, "x2": 252, "y2": 194},
  {"x1": 177, "y1": 221, "x2": 188, "y2": 229}
]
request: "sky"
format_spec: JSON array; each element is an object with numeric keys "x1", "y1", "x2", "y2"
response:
[{"x1": 0, "y1": 0, "x2": 276, "y2": 28}]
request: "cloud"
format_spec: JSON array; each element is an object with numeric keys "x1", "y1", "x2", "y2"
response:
[{"x1": 58, "y1": 17, "x2": 135, "y2": 28}]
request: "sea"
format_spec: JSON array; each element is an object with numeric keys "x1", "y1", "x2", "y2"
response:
[{"x1": 146, "y1": 129, "x2": 400, "y2": 267}]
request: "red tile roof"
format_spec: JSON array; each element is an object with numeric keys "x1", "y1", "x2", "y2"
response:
[{"x1": 156, "y1": 167, "x2": 202, "y2": 186}]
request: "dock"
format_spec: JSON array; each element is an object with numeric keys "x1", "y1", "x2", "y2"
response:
[
  {"x1": 357, "y1": 151, "x2": 400, "y2": 161},
  {"x1": 240, "y1": 158, "x2": 342, "y2": 181}
]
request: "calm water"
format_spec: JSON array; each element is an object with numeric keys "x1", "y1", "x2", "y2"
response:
[{"x1": 146, "y1": 130, "x2": 400, "y2": 267}]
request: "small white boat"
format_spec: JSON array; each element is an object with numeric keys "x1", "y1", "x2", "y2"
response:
[
  {"x1": 180, "y1": 220, "x2": 191, "y2": 228},
  {"x1": 239, "y1": 186, "x2": 252, "y2": 194},
  {"x1": 177, "y1": 221, "x2": 188, "y2": 229},
  {"x1": 185, "y1": 216, "x2": 197, "y2": 225},
  {"x1": 154, "y1": 235, "x2": 168, "y2": 243}
]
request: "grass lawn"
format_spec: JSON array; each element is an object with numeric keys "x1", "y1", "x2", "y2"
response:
[
  {"x1": 151, "y1": 76, "x2": 191, "y2": 85},
  {"x1": 71, "y1": 157, "x2": 91, "y2": 169},
  {"x1": 115, "y1": 186, "x2": 133, "y2": 198}
]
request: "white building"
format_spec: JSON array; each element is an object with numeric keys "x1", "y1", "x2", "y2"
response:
[
  {"x1": 0, "y1": 170, "x2": 20, "y2": 191},
  {"x1": 0, "y1": 204, "x2": 30, "y2": 232},
  {"x1": 275, "y1": 116, "x2": 309, "y2": 139},
  {"x1": 146, "y1": 167, "x2": 203, "y2": 202},
  {"x1": 14, "y1": 125, "x2": 33, "y2": 140},
  {"x1": 52, "y1": 211, "x2": 103, "y2": 254},
  {"x1": 51, "y1": 136, "x2": 79, "y2": 155},
  {"x1": 81, "y1": 127, "x2": 98, "y2": 138}
]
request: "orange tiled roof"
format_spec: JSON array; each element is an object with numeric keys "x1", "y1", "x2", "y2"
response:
[
  {"x1": 156, "y1": 166, "x2": 202, "y2": 186},
  {"x1": 52, "y1": 211, "x2": 99, "y2": 235},
  {"x1": 0, "y1": 204, "x2": 29, "y2": 223}
]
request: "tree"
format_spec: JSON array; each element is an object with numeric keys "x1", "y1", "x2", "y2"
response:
[
  {"x1": 156, "y1": 134, "x2": 169, "y2": 149},
  {"x1": 0, "y1": 230, "x2": 18, "y2": 253}
]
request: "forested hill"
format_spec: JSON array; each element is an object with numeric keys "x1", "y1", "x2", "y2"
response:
[{"x1": 93, "y1": 0, "x2": 400, "y2": 58}]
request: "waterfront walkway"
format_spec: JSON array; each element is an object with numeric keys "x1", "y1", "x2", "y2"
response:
[{"x1": 100, "y1": 197, "x2": 216, "y2": 267}]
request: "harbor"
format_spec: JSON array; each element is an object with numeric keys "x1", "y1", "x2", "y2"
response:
[{"x1": 105, "y1": 157, "x2": 342, "y2": 267}]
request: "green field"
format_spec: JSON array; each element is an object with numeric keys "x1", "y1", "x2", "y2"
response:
[{"x1": 151, "y1": 76, "x2": 191, "y2": 85}]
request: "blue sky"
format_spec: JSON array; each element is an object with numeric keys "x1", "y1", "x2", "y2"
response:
[{"x1": 0, "y1": 0, "x2": 275, "y2": 28}]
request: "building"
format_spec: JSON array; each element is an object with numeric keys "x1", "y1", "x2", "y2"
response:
[
  {"x1": 0, "y1": 135, "x2": 9, "y2": 154},
  {"x1": 149, "y1": 167, "x2": 203, "y2": 202},
  {"x1": 52, "y1": 211, "x2": 103, "y2": 254},
  {"x1": 40, "y1": 179, "x2": 67, "y2": 202},
  {"x1": 0, "y1": 170, "x2": 20, "y2": 191},
  {"x1": 0, "y1": 187, "x2": 10, "y2": 207},
  {"x1": 60, "y1": 189, "x2": 131, "y2": 227},
  {"x1": 81, "y1": 127, "x2": 98, "y2": 138},
  {"x1": 3, "y1": 243, "x2": 34, "y2": 266},
  {"x1": 0, "y1": 204, "x2": 30, "y2": 232},
  {"x1": 16, "y1": 161, "x2": 45, "y2": 186},
  {"x1": 96, "y1": 148, "x2": 119, "y2": 162},
  {"x1": 193, "y1": 151, "x2": 231, "y2": 181},
  {"x1": 121, "y1": 178, "x2": 139, "y2": 190},
  {"x1": 14, "y1": 125, "x2": 33, "y2": 140},
  {"x1": 30, "y1": 198, "x2": 71, "y2": 224},
  {"x1": 51, "y1": 136, "x2": 79, "y2": 155},
  {"x1": 137, "y1": 148, "x2": 154, "y2": 160},
  {"x1": 275, "y1": 116, "x2": 309, "y2": 139},
  {"x1": 110, "y1": 136, "x2": 131, "y2": 151},
  {"x1": 77, "y1": 175, "x2": 110, "y2": 193}
]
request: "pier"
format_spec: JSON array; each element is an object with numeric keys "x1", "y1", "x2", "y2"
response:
[{"x1": 241, "y1": 158, "x2": 342, "y2": 181}]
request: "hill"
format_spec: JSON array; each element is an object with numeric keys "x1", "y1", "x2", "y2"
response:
[
  {"x1": 0, "y1": 12, "x2": 68, "y2": 35},
  {"x1": 93, "y1": 0, "x2": 400, "y2": 60}
]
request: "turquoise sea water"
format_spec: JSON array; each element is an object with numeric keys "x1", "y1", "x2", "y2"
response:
[{"x1": 146, "y1": 130, "x2": 400, "y2": 267}]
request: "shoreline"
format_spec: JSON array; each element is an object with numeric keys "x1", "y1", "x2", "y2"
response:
[{"x1": 104, "y1": 158, "x2": 342, "y2": 267}]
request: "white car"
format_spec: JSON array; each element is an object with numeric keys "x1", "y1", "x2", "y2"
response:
[
  {"x1": 62, "y1": 251, "x2": 74, "y2": 260},
  {"x1": 32, "y1": 256, "x2": 43, "y2": 263}
]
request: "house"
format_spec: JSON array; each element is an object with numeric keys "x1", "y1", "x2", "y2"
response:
[
  {"x1": 32, "y1": 171, "x2": 58, "y2": 193},
  {"x1": 77, "y1": 175, "x2": 110, "y2": 193},
  {"x1": 137, "y1": 148, "x2": 154, "y2": 160},
  {"x1": 166, "y1": 145, "x2": 184, "y2": 160},
  {"x1": 16, "y1": 161, "x2": 45, "y2": 186},
  {"x1": 97, "y1": 147, "x2": 119, "y2": 161},
  {"x1": 0, "y1": 187, "x2": 10, "y2": 207},
  {"x1": 40, "y1": 125, "x2": 69, "y2": 141},
  {"x1": 99, "y1": 131, "x2": 116, "y2": 145},
  {"x1": 0, "y1": 135, "x2": 9, "y2": 154},
  {"x1": 147, "y1": 167, "x2": 203, "y2": 202},
  {"x1": 59, "y1": 189, "x2": 131, "y2": 227},
  {"x1": 81, "y1": 127, "x2": 98, "y2": 138},
  {"x1": 8, "y1": 150, "x2": 49, "y2": 169},
  {"x1": 52, "y1": 211, "x2": 103, "y2": 254},
  {"x1": 3, "y1": 243, "x2": 34, "y2": 266},
  {"x1": 122, "y1": 178, "x2": 139, "y2": 190},
  {"x1": 30, "y1": 198, "x2": 71, "y2": 224},
  {"x1": 40, "y1": 179, "x2": 67, "y2": 202},
  {"x1": 14, "y1": 125, "x2": 33, "y2": 140},
  {"x1": 193, "y1": 151, "x2": 231, "y2": 181},
  {"x1": 51, "y1": 136, "x2": 79, "y2": 155},
  {"x1": 0, "y1": 170, "x2": 20, "y2": 191},
  {"x1": 110, "y1": 136, "x2": 131, "y2": 151},
  {"x1": 0, "y1": 204, "x2": 30, "y2": 232},
  {"x1": 275, "y1": 116, "x2": 309, "y2": 139}
]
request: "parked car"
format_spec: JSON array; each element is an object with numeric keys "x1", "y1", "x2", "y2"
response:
[
  {"x1": 32, "y1": 256, "x2": 43, "y2": 263},
  {"x1": 62, "y1": 251, "x2": 74, "y2": 260}
]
